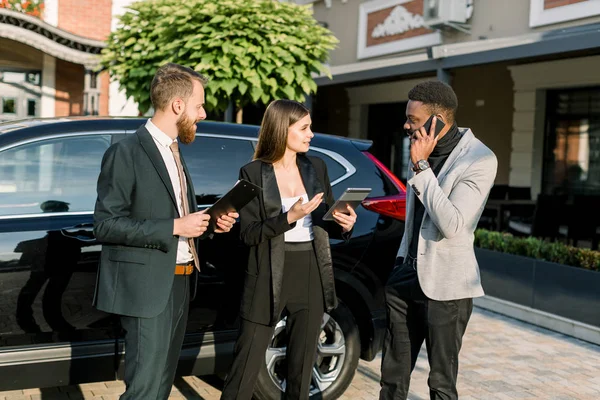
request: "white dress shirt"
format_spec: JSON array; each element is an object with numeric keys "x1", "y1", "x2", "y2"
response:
[
  {"x1": 281, "y1": 194, "x2": 314, "y2": 242},
  {"x1": 145, "y1": 119, "x2": 193, "y2": 264}
]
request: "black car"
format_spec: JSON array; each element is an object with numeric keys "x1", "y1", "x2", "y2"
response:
[{"x1": 0, "y1": 117, "x2": 406, "y2": 399}]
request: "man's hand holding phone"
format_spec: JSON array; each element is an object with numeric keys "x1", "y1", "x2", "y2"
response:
[{"x1": 410, "y1": 115, "x2": 444, "y2": 165}]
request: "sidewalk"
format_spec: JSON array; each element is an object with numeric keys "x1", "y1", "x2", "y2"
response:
[{"x1": 1, "y1": 308, "x2": 599, "y2": 400}]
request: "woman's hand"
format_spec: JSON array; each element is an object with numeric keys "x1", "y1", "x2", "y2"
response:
[
  {"x1": 287, "y1": 193, "x2": 324, "y2": 224},
  {"x1": 214, "y1": 212, "x2": 239, "y2": 234},
  {"x1": 332, "y1": 205, "x2": 357, "y2": 233}
]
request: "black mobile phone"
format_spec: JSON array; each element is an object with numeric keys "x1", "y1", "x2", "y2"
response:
[{"x1": 422, "y1": 115, "x2": 445, "y2": 138}]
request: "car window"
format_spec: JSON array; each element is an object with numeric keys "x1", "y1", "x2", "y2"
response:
[
  {"x1": 307, "y1": 149, "x2": 347, "y2": 183},
  {"x1": 180, "y1": 136, "x2": 255, "y2": 205},
  {"x1": 0, "y1": 135, "x2": 111, "y2": 216}
]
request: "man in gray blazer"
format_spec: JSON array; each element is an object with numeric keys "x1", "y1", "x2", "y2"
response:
[
  {"x1": 379, "y1": 81, "x2": 497, "y2": 400},
  {"x1": 94, "y1": 63, "x2": 237, "y2": 399}
]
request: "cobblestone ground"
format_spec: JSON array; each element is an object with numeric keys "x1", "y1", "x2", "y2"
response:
[{"x1": 1, "y1": 308, "x2": 599, "y2": 400}]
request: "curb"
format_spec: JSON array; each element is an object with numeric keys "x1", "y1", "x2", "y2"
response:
[{"x1": 474, "y1": 295, "x2": 600, "y2": 346}]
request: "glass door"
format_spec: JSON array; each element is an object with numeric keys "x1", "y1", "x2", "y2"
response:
[{"x1": 544, "y1": 87, "x2": 600, "y2": 196}]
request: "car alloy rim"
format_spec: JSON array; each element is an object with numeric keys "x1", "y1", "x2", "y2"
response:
[{"x1": 265, "y1": 313, "x2": 346, "y2": 395}]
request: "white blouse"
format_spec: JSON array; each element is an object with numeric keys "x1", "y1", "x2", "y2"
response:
[{"x1": 281, "y1": 194, "x2": 314, "y2": 242}]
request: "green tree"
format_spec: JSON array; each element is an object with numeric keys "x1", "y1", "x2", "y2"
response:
[{"x1": 102, "y1": 0, "x2": 338, "y2": 122}]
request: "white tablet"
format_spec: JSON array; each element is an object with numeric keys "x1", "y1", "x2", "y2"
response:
[{"x1": 322, "y1": 188, "x2": 371, "y2": 221}]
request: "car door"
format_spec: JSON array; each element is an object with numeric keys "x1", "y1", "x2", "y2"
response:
[
  {"x1": 180, "y1": 134, "x2": 255, "y2": 335},
  {"x1": 167, "y1": 134, "x2": 254, "y2": 376},
  {"x1": 0, "y1": 132, "x2": 122, "y2": 390}
]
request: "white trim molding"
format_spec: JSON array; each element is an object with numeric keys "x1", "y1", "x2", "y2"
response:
[
  {"x1": 529, "y1": 0, "x2": 600, "y2": 28},
  {"x1": 357, "y1": 0, "x2": 441, "y2": 60},
  {"x1": 0, "y1": 9, "x2": 104, "y2": 69}
]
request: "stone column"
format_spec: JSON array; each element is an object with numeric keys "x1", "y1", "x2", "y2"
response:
[{"x1": 83, "y1": 69, "x2": 100, "y2": 116}]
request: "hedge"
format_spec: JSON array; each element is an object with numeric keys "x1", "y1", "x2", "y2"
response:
[{"x1": 474, "y1": 229, "x2": 600, "y2": 271}]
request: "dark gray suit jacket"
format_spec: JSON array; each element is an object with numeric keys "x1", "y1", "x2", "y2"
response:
[
  {"x1": 238, "y1": 155, "x2": 350, "y2": 326},
  {"x1": 93, "y1": 125, "x2": 198, "y2": 318}
]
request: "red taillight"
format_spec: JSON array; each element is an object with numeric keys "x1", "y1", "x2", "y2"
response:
[{"x1": 361, "y1": 152, "x2": 407, "y2": 221}]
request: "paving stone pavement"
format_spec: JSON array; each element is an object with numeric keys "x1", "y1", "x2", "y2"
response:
[{"x1": 1, "y1": 307, "x2": 599, "y2": 400}]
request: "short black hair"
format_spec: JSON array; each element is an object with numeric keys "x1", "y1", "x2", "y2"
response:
[{"x1": 408, "y1": 81, "x2": 458, "y2": 123}]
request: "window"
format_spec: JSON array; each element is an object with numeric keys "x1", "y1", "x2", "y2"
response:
[
  {"x1": 2, "y1": 98, "x2": 16, "y2": 114},
  {"x1": 27, "y1": 99, "x2": 37, "y2": 117},
  {"x1": 180, "y1": 136, "x2": 255, "y2": 205},
  {"x1": 0, "y1": 71, "x2": 41, "y2": 86},
  {"x1": 26, "y1": 72, "x2": 41, "y2": 86},
  {"x1": 0, "y1": 135, "x2": 111, "y2": 216},
  {"x1": 543, "y1": 88, "x2": 600, "y2": 196},
  {"x1": 307, "y1": 149, "x2": 347, "y2": 183},
  {"x1": 398, "y1": 136, "x2": 411, "y2": 181}
]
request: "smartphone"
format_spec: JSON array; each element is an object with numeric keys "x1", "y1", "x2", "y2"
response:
[{"x1": 422, "y1": 115, "x2": 445, "y2": 138}]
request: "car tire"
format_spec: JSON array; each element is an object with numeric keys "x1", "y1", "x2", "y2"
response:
[{"x1": 253, "y1": 299, "x2": 361, "y2": 400}]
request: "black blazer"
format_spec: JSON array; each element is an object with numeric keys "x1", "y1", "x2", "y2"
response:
[
  {"x1": 93, "y1": 126, "x2": 198, "y2": 318},
  {"x1": 238, "y1": 154, "x2": 350, "y2": 326}
]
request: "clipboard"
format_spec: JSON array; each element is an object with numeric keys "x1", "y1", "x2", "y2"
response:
[
  {"x1": 205, "y1": 179, "x2": 261, "y2": 232},
  {"x1": 322, "y1": 188, "x2": 371, "y2": 221}
]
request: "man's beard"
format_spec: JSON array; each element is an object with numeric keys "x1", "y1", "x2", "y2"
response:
[{"x1": 177, "y1": 114, "x2": 197, "y2": 144}]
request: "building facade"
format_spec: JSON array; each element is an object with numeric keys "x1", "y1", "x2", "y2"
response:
[
  {"x1": 0, "y1": 0, "x2": 138, "y2": 122},
  {"x1": 305, "y1": 0, "x2": 600, "y2": 198}
]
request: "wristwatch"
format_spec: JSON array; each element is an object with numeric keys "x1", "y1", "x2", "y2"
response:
[{"x1": 412, "y1": 159, "x2": 430, "y2": 173}]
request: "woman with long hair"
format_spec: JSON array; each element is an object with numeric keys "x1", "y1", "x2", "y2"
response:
[{"x1": 220, "y1": 99, "x2": 357, "y2": 399}]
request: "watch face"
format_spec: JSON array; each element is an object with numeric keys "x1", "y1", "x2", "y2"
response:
[{"x1": 417, "y1": 160, "x2": 429, "y2": 170}]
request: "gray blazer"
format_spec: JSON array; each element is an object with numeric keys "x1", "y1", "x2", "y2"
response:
[{"x1": 397, "y1": 128, "x2": 498, "y2": 301}]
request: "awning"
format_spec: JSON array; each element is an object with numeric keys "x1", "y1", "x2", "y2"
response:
[
  {"x1": 0, "y1": 8, "x2": 105, "y2": 69},
  {"x1": 316, "y1": 22, "x2": 600, "y2": 86}
]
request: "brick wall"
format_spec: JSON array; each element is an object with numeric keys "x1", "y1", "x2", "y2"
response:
[
  {"x1": 57, "y1": 0, "x2": 113, "y2": 41},
  {"x1": 56, "y1": 0, "x2": 112, "y2": 116},
  {"x1": 55, "y1": 59, "x2": 85, "y2": 117},
  {"x1": 99, "y1": 72, "x2": 110, "y2": 116},
  {"x1": 544, "y1": 0, "x2": 588, "y2": 10}
]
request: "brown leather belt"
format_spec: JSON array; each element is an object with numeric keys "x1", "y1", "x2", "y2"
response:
[{"x1": 175, "y1": 263, "x2": 194, "y2": 275}]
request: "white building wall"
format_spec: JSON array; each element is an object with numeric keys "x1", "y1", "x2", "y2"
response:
[
  {"x1": 43, "y1": 0, "x2": 59, "y2": 27},
  {"x1": 108, "y1": 0, "x2": 139, "y2": 116},
  {"x1": 41, "y1": 54, "x2": 56, "y2": 118}
]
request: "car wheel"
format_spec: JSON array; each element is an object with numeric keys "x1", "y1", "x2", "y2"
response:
[{"x1": 253, "y1": 299, "x2": 360, "y2": 399}]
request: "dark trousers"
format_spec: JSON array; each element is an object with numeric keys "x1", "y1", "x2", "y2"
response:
[
  {"x1": 120, "y1": 275, "x2": 190, "y2": 400},
  {"x1": 221, "y1": 242, "x2": 324, "y2": 400},
  {"x1": 379, "y1": 263, "x2": 473, "y2": 400}
]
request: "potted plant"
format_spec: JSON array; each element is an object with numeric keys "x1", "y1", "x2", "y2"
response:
[{"x1": 0, "y1": 0, "x2": 45, "y2": 18}]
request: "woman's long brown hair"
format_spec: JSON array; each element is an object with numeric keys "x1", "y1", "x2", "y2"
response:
[{"x1": 253, "y1": 99, "x2": 310, "y2": 163}]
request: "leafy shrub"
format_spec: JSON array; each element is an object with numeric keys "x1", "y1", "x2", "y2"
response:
[
  {"x1": 102, "y1": 0, "x2": 338, "y2": 115},
  {"x1": 474, "y1": 229, "x2": 600, "y2": 271}
]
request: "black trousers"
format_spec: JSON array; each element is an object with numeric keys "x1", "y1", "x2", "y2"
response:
[
  {"x1": 120, "y1": 275, "x2": 190, "y2": 400},
  {"x1": 221, "y1": 242, "x2": 324, "y2": 400},
  {"x1": 379, "y1": 263, "x2": 473, "y2": 400}
]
